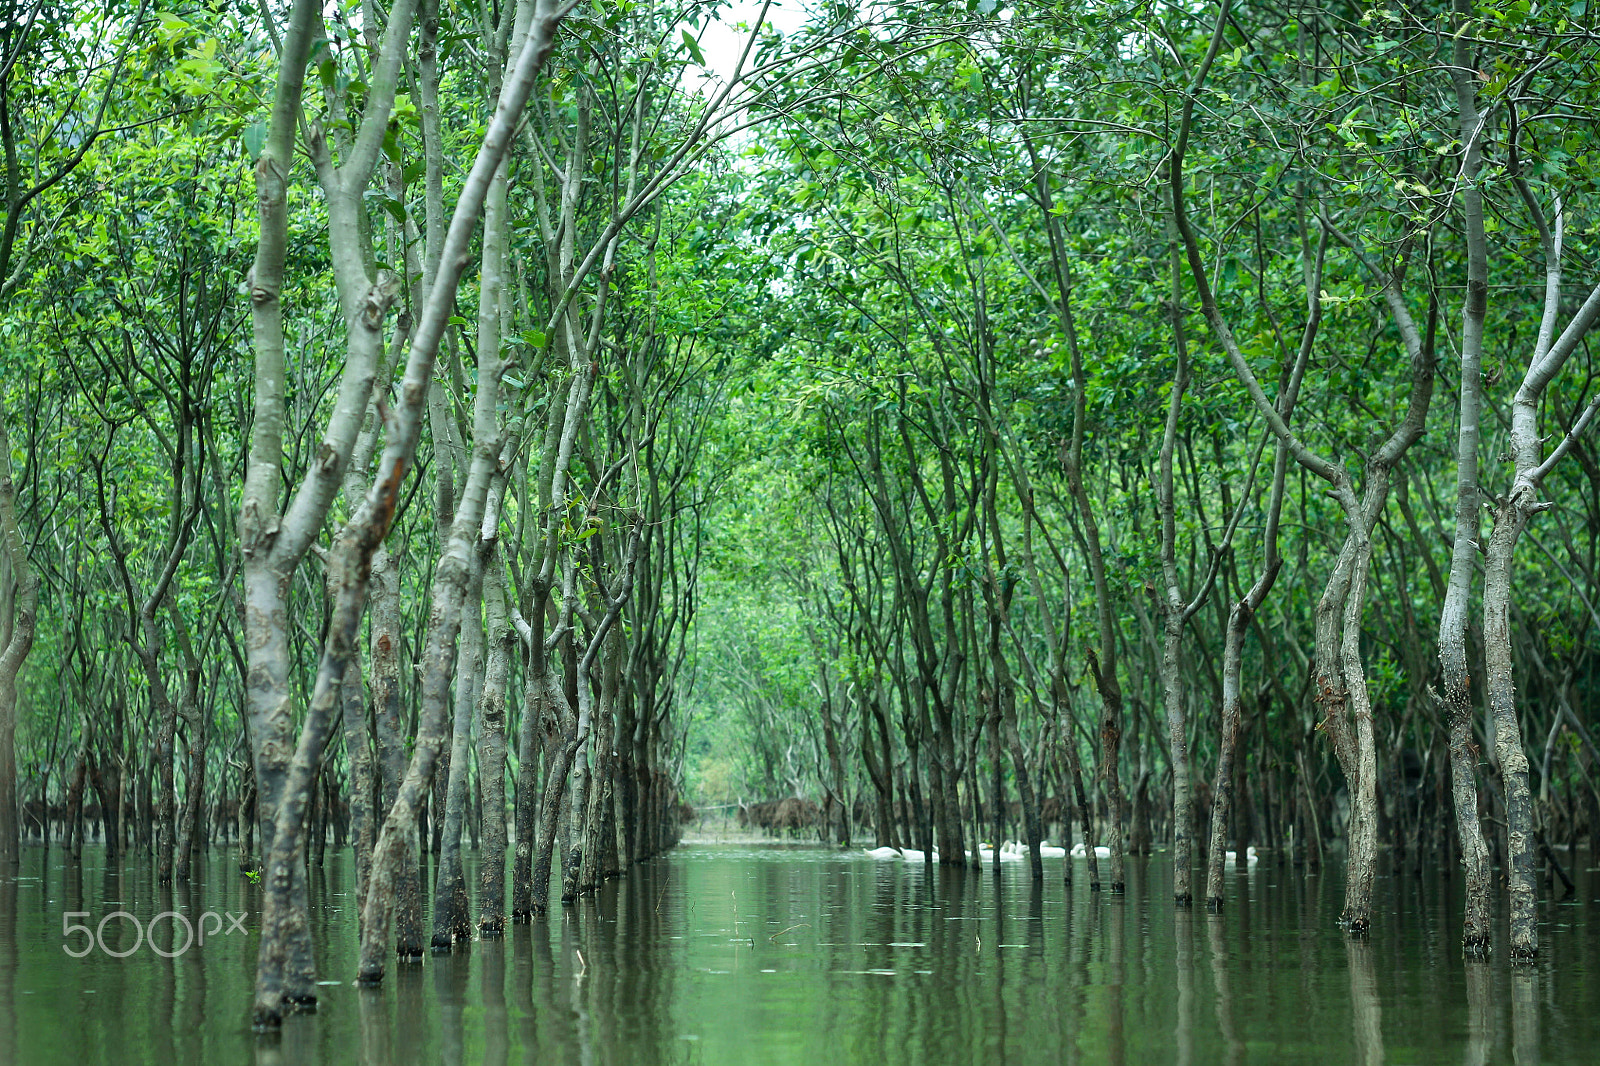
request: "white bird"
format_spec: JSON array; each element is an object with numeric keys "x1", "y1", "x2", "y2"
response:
[
  {"x1": 864, "y1": 846, "x2": 900, "y2": 859},
  {"x1": 1222, "y1": 846, "x2": 1259, "y2": 865},
  {"x1": 900, "y1": 847, "x2": 937, "y2": 862},
  {"x1": 1039, "y1": 845, "x2": 1067, "y2": 859},
  {"x1": 1069, "y1": 843, "x2": 1112, "y2": 859}
]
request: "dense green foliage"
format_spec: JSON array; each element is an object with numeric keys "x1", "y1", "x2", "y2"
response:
[{"x1": 0, "y1": 0, "x2": 1598, "y2": 982}]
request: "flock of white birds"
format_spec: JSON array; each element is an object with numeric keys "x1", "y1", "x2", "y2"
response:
[{"x1": 861, "y1": 842, "x2": 1260, "y2": 865}]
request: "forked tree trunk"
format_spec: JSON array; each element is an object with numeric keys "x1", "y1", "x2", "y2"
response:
[{"x1": 1172, "y1": 0, "x2": 1435, "y2": 934}]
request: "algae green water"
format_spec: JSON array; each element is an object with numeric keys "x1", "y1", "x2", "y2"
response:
[{"x1": 2, "y1": 843, "x2": 1597, "y2": 1063}]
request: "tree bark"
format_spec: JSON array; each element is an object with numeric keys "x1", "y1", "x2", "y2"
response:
[
  {"x1": 1436, "y1": 0, "x2": 1494, "y2": 953},
  {"x1": 478, "y1": 557, "x2": 512, "y2": 934},
  {"x1": 430, "y1": 555, "x2": 484, "y2": 949},
  {"x1": 0, "y1": 393, "x2": 35, "y2": 865}
]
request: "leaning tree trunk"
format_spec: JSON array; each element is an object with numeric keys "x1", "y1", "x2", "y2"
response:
[
  {"x1": 357, "y1": 445, "x2": 506, "y2": 984},
  {"x1": 1207, "y1": 513, "x2": 1285, "y2": 908}
]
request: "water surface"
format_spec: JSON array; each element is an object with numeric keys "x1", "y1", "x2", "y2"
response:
[{"x1": 1, "y1": 842, "x2": 1596, "y2": 1063}]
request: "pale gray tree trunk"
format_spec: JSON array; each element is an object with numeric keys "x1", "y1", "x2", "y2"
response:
[
  {"x1": 1438, "y1": 0, "x2": 1493, "y2": 955},
  {"x1": 431, "y1": 555, "x2": 484, "y2": 948},
  {"x1": 1479, "y1": 233, "x2": 1600, "y2": 958}
]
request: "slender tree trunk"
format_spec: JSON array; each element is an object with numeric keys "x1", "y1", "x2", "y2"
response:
[
  {"x1": 1437, "y1": 5, "x2": 1494, "y2": 948},
  {"x1": 986, "y1": 696, "x2": 1004, "y2": 871},
  {"x1": 431, "y1": 556, "x2": 484, "y2": 949},
  {"x1": 478, "y1": 557, "x2": 512, "y2": 934},
  {"x1": 578, "y1": 625, "x2": 621, "y2": 893},
  {"x1": 174, "y1": 666, "x2": 206, "y2": 882},
  {"x1": 339, "y1": 646, "x2": 375, "y2": 932},
  {"x1": 1160, "y1": 609, "x2": 1192, "y2": 903},
  {"x1": 1340, "y1": 528, "x2": 1380, "y2": 934},
  {"x1": 510, "y1": 592, "x2": 549, "y2": 919}
]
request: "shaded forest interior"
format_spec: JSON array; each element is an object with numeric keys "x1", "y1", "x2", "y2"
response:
[{"x1": 1, "y1": 0, "x2": 1600, "y2": 1032}]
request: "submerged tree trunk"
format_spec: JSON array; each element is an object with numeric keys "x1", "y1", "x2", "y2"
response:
[
  {"x1": 369, "y1": 547, "x2": 423, "y2": 958},
  {"x1": 510, "y1": 591, "x2": 549, "y2": 919},
  {"x1": 1438, "y1": 1, "x2": 1493, "y2": 954},
  {"x1": 1207, "y1": 436, "x2": 1287, "y2": 910},
  {"x1": 172, "y1": 643, "x2": 205, "y2": 882},
  {"x1": 578, "y1": 624, "x2": 622, "y2": 893},
  {"x1": 431, "y1": 556, "x2": 484, "y2": 950}
]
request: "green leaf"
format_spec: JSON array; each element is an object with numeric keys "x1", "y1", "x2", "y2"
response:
[
  {"x1": 681, "y1": 29, "x2": 706, "y2": 66},
  {"x1": 242, "y1": 121, "x2": 267, "y2": 161},
  {"x1": 155, "y1": 11, "x2": 190, "y2": 46}
]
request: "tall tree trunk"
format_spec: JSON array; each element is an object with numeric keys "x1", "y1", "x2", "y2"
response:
[
  {"x1": 579, "y1": 624, "x2": 622, "y2": 893},
  {"x1": 1436, "y1": 7, "x2": 1494, "y2": 946},
  {"x1": 1207, "y1": 479, "x2": 1286, "y2": 906}
]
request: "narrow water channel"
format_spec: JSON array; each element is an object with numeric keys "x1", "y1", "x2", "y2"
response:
[{"x1": 1, "y1": 843, "x2": 1596, "y2": 1063}]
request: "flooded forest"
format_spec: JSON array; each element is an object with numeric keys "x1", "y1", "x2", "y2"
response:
[{"x1": 3, "y1": 0, "x2": 1600, "y2": 1060}]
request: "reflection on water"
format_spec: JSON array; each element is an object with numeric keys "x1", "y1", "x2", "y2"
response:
[
  {"x1": 1346, "y1": 940, "x2": 1383, "y2": 1066},
  {"x1": 2, "y1": 843, "x2": 1599, "y2": 1063}
]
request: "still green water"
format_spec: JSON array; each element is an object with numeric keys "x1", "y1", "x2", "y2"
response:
[{"x1": 0, "y1": 841, "x2": 1596, "y2": 1063}]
